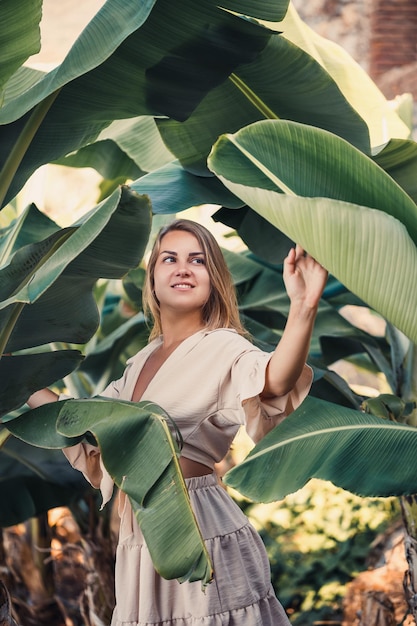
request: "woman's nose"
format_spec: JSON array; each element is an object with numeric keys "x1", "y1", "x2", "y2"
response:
[{"x1": 176, "y1": 266, "x2": 190, "y2": 276}]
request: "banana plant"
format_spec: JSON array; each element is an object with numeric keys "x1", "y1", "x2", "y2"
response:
[
  {"x1": 1, "y1": 0, "x2": 417, "y2": 596},
  {"x1": 208, "y1": 119, "x2": 417, "y2": 343},
  {"x1": 0, "y1": 0, "x2": 278, "y2": 207},
  {"x1": 0, "y1": 183, "x2": 216, "y2": 586},
  {"x1": 0, "y1": 186, "x2": 152, "y2": 414},
  {"x1": 207, "y1": 117, "x2": 417, "y2": 618},
  {"x1": 6, "y1": 398, "x2": 213, "y2": 586},
  {"x1": 224, "y1": 395, "x2": 417, "y2": 499}
]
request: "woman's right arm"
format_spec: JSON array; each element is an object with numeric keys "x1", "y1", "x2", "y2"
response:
[
  {"x1": 27, "y1": 388, "x2": 58, "y2": 408},
  {"x1": 27, "y1": 388, "x2": 110, "y2": 495}
]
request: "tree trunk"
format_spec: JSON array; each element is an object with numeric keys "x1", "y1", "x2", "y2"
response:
[
  {"x1": 358, "y1": 590, "x2": 396, "y2": 626},
  {"x1": 0, "y1": 580, "x2": 19, "y2": 626},
  {"x1": 401, "y1": 495, "x2": 417, "y2": 622}
]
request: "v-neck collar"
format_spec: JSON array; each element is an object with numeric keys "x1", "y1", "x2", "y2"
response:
[{"x1": 126, "y1": 328, "x2": 208, "y2": 400}]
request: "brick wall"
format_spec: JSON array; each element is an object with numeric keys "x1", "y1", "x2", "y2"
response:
[{"x1": 369, "y1": 0, "x2": 417, "y2": 78}]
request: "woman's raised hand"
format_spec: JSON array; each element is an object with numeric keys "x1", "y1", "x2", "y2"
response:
[{"x1": 283, "y1": 244, "x2": 328, "y2": 310}]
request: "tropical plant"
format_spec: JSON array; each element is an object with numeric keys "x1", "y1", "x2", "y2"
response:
[{"x1": 1, "y1": 0, "x2": 417, "y2": 622}]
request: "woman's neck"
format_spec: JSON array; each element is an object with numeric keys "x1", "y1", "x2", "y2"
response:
[{"x1": 160, "y1": 315, "x2": 205, "y2": 349}]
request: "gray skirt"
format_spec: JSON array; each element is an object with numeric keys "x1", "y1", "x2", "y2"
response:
[{"x1": 111, "y1": 473, "x2": 291, "y2": 625}]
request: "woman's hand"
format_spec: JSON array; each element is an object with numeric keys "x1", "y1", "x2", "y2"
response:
[
  {"x1": 263, "y1": 245, "x2": 327, "y2": 397},
  {"x1": 283, "y1": 244, "x2": 328, "y2": 310},
  {"x1": 27, "y1": 388, "x2": 58, "y2": 408}
]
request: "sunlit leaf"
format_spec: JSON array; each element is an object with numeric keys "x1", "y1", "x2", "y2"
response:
[
  {"x1": 224, "y1": 396, "x2": 417, "y2": 499},
  {"x1": 208, "y1": 120, "x2": 417, "y2": 342}
]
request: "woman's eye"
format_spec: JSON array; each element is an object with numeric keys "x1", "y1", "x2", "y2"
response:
[
  {"x1": 191, "y1": 257, "x2": 205, "y2": 264},
  {"x1": 163, "y1": 256, "x2": 175, "y2": 263}
]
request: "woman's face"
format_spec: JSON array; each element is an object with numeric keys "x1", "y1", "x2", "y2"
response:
[{"x1": 153, "y1": 230, "x2": 211, "y2": 316}]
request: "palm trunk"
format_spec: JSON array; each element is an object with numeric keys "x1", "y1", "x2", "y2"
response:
[
  {"x1": 398, "y1": 341, "x2": 417, "y2": 622},
  {"x1": 400, "y1": 495, "x2": 417, "y2": 622},
  {"x1": 0, "y1": 580, "x2": 19, "y2": 626}
]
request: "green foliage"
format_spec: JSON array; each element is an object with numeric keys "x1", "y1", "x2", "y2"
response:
[
  {"x1": 224, "y1": 396, "x2": 417, "y2": 499},
  {"x1": 238, "y1": 480, "x2": 399, "y2": 624},
  {"x1": 0, "y1": 189, "x2": 152, "y2": 416},
  {"x1": 7, "y1": 398, "x2": 213, "y2": 585},
  {"x1": 1, "y1": 0, "x2": 417, "y2": 612},
  {"x1": 208, "y1": 120, "x2": 417, "y2": 343}
]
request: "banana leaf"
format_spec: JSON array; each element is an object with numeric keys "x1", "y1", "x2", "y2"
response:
[
  {"x1": 7, "y1": 398, "x2": 213, "y2": 586},
  {"x1": 0, "y1": 203, "x2": 58, "y2": 261},
  {"x1": 157, "y1": 31, "x2": 370, "y2": 175},
  {"x1": 224, "y1": 396, "x2": 417, "y2": 500},
  {"x1": 0, "y1": 0, "x2": 274, "y2": 207},
  {"x1": 0, "y1": 186, "x2": 152, "y2": 416},
  {"x1": 0, "y1": 0, "x2": 41, "y2": 89},
  {"x1": 213, "y1": 206, "x2": 293, "y2": 265},
  {"x1": 0, "y1": 430, "x2": 90, "y2": 526},
  {"x1": 131, "y1": 162, "x2": 243, "y2": 215},
  {"x1": 0, "y1": 187, "x2": 151, "y2": 346},
  {"x1": 277, "y1": 4, "x2": 410, "y2": 147},
  {"x1": 207, "y1": 119, "x2": 417, "y2": 343},
  {"x1": 78, "y1": 313, "x2": 150, "y2": 394},
  {"x1": 0, "y1": 475, "x2": 85, "y2": 527},
  {"x1": 55, "y1": 117, "x2": 175, "y2": 178},
  {"x1": 0, "y1": 352, "x2": 83, "y2": 420},
  {"x1": 373, "y1": 138, "x2": 417, "y2": 205}
]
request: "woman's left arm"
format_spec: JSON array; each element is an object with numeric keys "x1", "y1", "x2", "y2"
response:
[{"x1": 263, "y1": 244, "x2": 328, "y2": 398}]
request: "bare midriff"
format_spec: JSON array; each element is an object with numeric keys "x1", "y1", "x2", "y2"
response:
[{"x1": 180, "y1": 457, "x2": 212, "y2": 478}]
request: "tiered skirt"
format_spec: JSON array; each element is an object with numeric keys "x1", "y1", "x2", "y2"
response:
[{"x1": 111, "y1": 473, "x2": 290, "y2": 626}]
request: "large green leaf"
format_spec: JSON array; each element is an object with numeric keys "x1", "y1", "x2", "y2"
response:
[
  {"x1": 78, "y1": 313, "x2": 150, "y2": 394},
  {"x1": 158, "y1": 31, "x2": 370, "y2": 175},
  {"x1": 0, "y1": 0, "x2": 273, "y2": 206},
  {"x1": 7, "y1": 398, "x2": 213, "y2": 586},
  {"x1": 0, "y1": 186, "x2": 152, "y2": 422},
  {"x1": 214, "y1": 0, "x2": 290, "y2": 21},
  {"x1": 373, "y1": 138, "x2": 417, "y2": 205},
  {"x1": 0, "y1": 203, "x2": 58, "y2": 262},
  {"x1": 54, "y1": 117, "x2": 176, "y2": 183},
  {"x1": 2, "y1": 67, "x2": 46, "y2": 108},
  {"x1": 224, "y1": 396, "x2": 417, "y2": 500},
  {"x1": 0, "y1": 430, "x2": 90, "y2": 526},
  {"x1": 214, "y1": 206, "x2": 293, "y2": 264},
  {"x1": 55, "y1": 140, "x2": 144, "y2": 183},
  {"x1": 0, "y1": 352, "x2": 84, "y2": 420},
  {"x1": 209, "y1": 120, "x2": 417, "y2": 242},
  {"x1": 0, "y1": 475, "x2": 84, "y2": 527},
  {"x1": 86, "y1": 117, "x2": 175, "y2": 174},
  {"x1": 208, "y1": 120, "x2": 417, "y2": 343},
  {"x1": 0, "y1": 186, "x2": 151, "y2": 351},
  {"x1": 0, "y1": 0, "x2": 41, "y2": 90},
  {"x1": 131, "y1": 162, "x2": 243, "y2": 214},
  {"x1": 277, "y1": 4, "x2": 410, "y2": 148}
]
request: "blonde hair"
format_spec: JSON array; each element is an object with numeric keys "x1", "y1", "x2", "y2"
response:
[{"x1": 142, "y1": 219, "x2": 247, "y2": 340}]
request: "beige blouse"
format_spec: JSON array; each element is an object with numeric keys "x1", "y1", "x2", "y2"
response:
[{"x1": 64, "y1": 328, "x2": 312, "y2": 506}]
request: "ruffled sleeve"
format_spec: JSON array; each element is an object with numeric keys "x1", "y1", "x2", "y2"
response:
[
  {"x1": 60, "y1": 390, "x2": 117, "y2": 509},
  {"x1": 230, "y1": 350, "x2": 313, "y2": 443},
  {"x1": 63, "y1": 443, "x2": 114, "y2": 509},
  {"x1": 59, "y1": 345, "x2": 157, "y2": 509}
]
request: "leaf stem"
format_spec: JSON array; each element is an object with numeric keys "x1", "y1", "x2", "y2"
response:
[
  {"x1": 0, "y1": 302, "x2": 25, "y2": 356},
  {"x1": 0, "y1": 89, "x2": 61, "y2": 207},
  {"x1": 229, "y1": 73, "x2": 279, "y2": 120},
  {"x1": 0, "y1": 429, "x2": 11, "y2": 448},
  {"x1": 0, "y1": 229, "x2": 74, "y2": 354}
]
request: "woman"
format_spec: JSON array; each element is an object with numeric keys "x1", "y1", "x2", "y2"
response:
[{"x1": 29, "y1": 218, "x2": 328, "y2": 625}]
